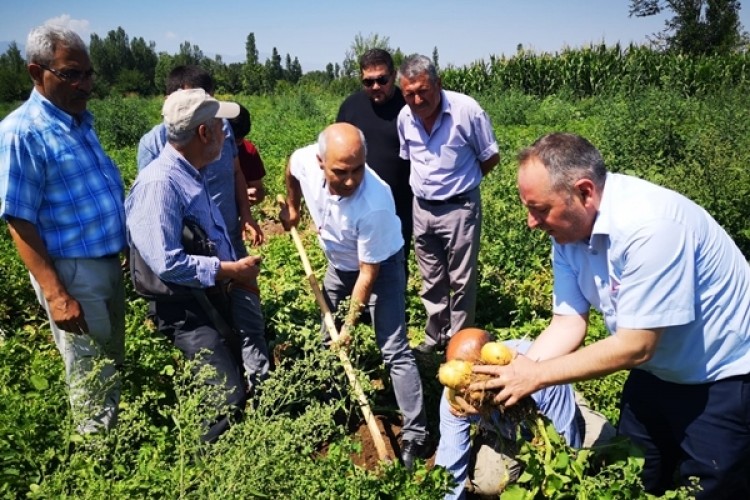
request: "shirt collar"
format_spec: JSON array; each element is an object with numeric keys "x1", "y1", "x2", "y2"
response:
[
  {"x1": 30, "y1": 88, "x2": 94, "y2": 130},
  {"x1": 161, "y1": 143, "x2": 203, "y2": 182},
  {"x1": 590, "y1": 172, "x2": 614, "y2": 239}
]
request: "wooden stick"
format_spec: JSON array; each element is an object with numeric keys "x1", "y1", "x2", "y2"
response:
[{"x1": 277, "y1": 195, "x2": 390, "y2": 462}]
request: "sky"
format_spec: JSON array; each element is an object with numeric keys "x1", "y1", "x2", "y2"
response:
[{"x1": 2, "y1": 1, "x2": 749, "y2": 72}]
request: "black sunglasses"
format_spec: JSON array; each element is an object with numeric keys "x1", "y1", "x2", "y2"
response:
[
  {"x1": 362, "y1": 75, "x2": 390, "y2": 87},
  {"x1": 38, "y1": 63, "x2": 96, "y2": 85}
]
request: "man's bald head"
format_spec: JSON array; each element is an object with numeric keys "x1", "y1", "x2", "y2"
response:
[
  {"x1": 318, "y1": 122, "x2": 367, "y2": 162},
  {"x1": 316, "y1": 123, "x2": 368, "y2": 197}
]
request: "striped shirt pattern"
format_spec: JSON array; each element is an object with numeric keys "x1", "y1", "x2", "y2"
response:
[
  {"x1": 125, "y1": 143, "x2": 234, "y2": 288},
  {"x1": 0, "y1": 89, "x2": 126, "y2": 258}
]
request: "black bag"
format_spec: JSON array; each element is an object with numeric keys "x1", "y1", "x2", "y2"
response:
[{"x1": 129, "y1": 218, "x2": 215, "y2": 301}]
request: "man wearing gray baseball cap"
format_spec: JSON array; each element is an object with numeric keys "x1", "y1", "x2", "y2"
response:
[{"x1": 126, "y1": 88, "x2": 262, "y2": 442}]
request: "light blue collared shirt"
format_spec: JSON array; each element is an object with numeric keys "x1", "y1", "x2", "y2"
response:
[
  {"x1": 0, "y1": 89, "x2": 126, "y2": 258},
  {"x1": 137, "y1": 120, "x2": 245, "y2": 256},
  {"x1": 553, "y1": 173, "x2": 750, "y2": 383},
  {"x1": 397, "y1": 89, "x2": 498, "y2": 200},
  {"x1": 125, "y1": 143, "x2": 234, "y2": 288}
]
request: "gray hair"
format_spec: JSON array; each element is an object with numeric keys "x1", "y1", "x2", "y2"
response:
[
  {"x1": 517, "y1": 133, "x2": 607, "y2": 194},
  {"x1": 25, "y1": 24, "x2": 87, "y2": 65},
  {"x1": 398, "y1": 54, "x2": 439, "y2": 85},
  {"x1": 317, "y1": 127, "x2": 367, "y2": 161},
  {"x1": 166, "y1": 118, "x2": 217, "y2": 147}
]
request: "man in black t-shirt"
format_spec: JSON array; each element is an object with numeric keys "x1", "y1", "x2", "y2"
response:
[{"x1": 337, "y1": 49, "x2": 413, "y2": 265}]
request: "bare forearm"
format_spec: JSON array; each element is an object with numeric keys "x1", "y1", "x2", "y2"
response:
[
  {"x1": 7, "y1": 216, "x2": 87, "y2": 330},
  {"x1": 534, "y1": 328, "x2": 661, "y2": 386},
  {"x1": 217, "y1": 255, "x2": 261, "y2": 284},
  {"x1": 480, "y1": 153, "x2": 499, "y2": 177},
  {"x1": 348, "y1": 262, "x2": 379, "y2": 324},
  {"x1": 283, "y1": 162, "x2": 303, "y2": 228},
  {"x1": 234, "y1": 161, "x2": 253, "y2": 223},
  {"x1": 525, "y1": 313, "x2": 588, "y2": 361},
  {"x1": 7, "y1": 217, "x2": 67, "y2": 301}
]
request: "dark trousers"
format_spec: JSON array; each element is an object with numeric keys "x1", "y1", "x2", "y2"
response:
[
  {"x1": 618, "y1": 369, "x2": 750, "y2": 499},
  {"x1": 155, "y1": 298, "x2": 246, "y2": 443}
]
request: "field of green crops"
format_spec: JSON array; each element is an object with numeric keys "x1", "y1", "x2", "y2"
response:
[{"x1": 2, "y1": 75, "x2": 750, "y2": 498}]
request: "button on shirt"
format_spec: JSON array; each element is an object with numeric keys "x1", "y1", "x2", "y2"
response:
[
  {"x1": 397, "y1": 90, "x2": 498, "y2": 200},
  {"x1": 125, "y1": 144, "x2": 234, "y2": 288},
  {"x1": 552, "y1": 173, "x2": 750, "y2": 383},
  {"x1": 288, "y1": 144, "x2": 403, "y2": 272},
  {"x1": 0, "y1": 89, "x2": 126, "y2": 258}
]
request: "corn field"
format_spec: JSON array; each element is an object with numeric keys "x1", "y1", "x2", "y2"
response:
[{"x1": 441, "y1": 43, "x2": 750, "y2": 97}]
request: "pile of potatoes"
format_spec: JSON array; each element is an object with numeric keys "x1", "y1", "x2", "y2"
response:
[{"x1": 437, "y1": 328, "x2": 515, "y2": 411}]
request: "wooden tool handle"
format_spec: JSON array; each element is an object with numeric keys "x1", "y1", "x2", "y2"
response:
[{"x1": 277, "y1": 195, "x2": 390, "y2": 461}]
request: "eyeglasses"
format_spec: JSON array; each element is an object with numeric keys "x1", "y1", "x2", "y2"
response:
[
  {"x1": 38, "y1": 64, "x2": 96, "y2": 85},
  {"x1": 362, "y1": 75, "x2": 390, "y2": 87}
]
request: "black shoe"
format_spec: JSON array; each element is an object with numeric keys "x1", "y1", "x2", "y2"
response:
[{"x1": 401, "y1": 438, "x2": 431, "y2": 470}]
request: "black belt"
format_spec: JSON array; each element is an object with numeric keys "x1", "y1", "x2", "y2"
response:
[
  {"x1": 100, "y1": 253, "x2": 120, "y2": 259},
  {"x1": 417, "y1": 191, "x2": 471, "y2": 206}
]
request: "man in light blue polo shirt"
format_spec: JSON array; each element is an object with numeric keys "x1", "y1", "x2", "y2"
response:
[
  {"x1": 397, "y1": 54, "x2": 499, "y2": 354},
  {"x1": 281, "y1": 122, "x2": 430, "y2": 469},
  {"x1": 475, "y1": 133, "x2": 750, "y2": 498}
]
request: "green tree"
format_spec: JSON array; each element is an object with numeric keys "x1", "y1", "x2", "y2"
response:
[
  {"x1": 288, "y1": 56, "x2": 303, "y2": 84},
  {"x1": 342, "y1": 32, "x2": 392, "y2": 77},
  {"x1": 264, "y1": 47, "x2": 284, "y2": 90},
  {"x1": 89, "y1": 28, "x2": 131, "y2": 87},
  {"x1": 432, "y1": 46, "x2": 440, "y2": 70},
  {"x1": 285, "y1": 53, "x2": 293, "y2": 81},
  {"x1": 393, "y1": 48, "x2": 405, "y2": 70},
  {"x1": 243, "y1": 32, "x2": 265, "y2": 94},
  {"x1": 129, "y1": 37, "x2": 158, "y2": 94},
  {"x1": 0, "y1": 42, "x2": 29, "y2": 102},
  {"x1": 89, "y1": 27, "x2": 157, "y2": 96},
  {"x1": 174, "y1": 41, "x2": 205, "y2": 67},
  {"x1": 325, "y1": 62, "x2": 335, "y2": 81},
  {"x1": 630, "y1": 0, "x2": 746, "y2": 54}
]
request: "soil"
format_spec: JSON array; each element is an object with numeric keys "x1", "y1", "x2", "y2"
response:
[
  {"x1": 348, "y1": 412, "x2": 437, "y2": 470},
  {"x1": 259, "y1": 218, "x2": 286, "y2": 238}
]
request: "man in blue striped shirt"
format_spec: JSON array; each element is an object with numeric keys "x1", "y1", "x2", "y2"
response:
[
  {"x1": 138, "y1": 65, "x2": 268, "y2": 395},
  {"x1": 0, "y1": 25, "x2": 127, "y2": 434},
  {"x1": 126, "y1": 88, "x2": 262, "y2": 442}
]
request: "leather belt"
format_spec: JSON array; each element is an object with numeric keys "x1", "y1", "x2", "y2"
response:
[{"x1": 417, "y1": 191, "x2": 470, "y2": 206}]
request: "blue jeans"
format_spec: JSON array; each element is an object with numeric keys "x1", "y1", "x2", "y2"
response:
[
  {"x1": 619, "y1": 368, "x2": 750, "y2": 499},
  {"x1": 321, "y1": 248, "x2": 428, "y2": 441}
]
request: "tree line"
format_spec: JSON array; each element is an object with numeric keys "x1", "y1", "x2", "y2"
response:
[{"x1": 0, "y1": 0, "x2": 746, "y2": 103}]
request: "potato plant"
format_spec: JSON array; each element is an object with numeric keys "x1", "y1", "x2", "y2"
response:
[{"x1": 2, "y1": 73, "x2": 749, "y2": 497}]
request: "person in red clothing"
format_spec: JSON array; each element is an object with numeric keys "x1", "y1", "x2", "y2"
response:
[{"x1": 229, "y1": 104, "x2": 266, "y2": 206}]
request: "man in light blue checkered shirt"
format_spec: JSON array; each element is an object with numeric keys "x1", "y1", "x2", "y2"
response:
[{"x1": 0, "y1": 25, "x2": 127, "y2": 434}]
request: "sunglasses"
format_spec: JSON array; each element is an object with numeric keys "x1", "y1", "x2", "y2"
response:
[
  {"x1": 362, "y1": 75, "x2": 390, "y2": 87},
  {"x1": 38, "y1": 64, "x2": 96, "y2": 85}
]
